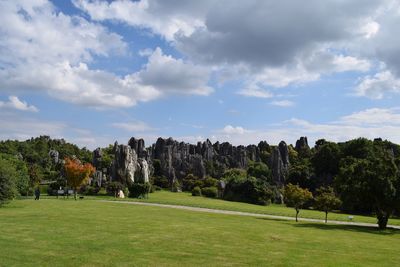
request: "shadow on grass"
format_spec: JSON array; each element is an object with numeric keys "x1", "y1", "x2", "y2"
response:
[{"x1": 255, "y1": 217, "x2": 400, "y2": 235}]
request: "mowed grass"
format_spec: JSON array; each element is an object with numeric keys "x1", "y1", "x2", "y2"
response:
[
  {"x1": 119, "y1": 190, "x2": 400, "y2": 226},
  {"x1": 1, "y1": 199, "x2": 400, "y2": 267}
]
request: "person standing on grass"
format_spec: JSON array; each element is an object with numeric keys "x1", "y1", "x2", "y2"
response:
[{"x1": 34, "y1": 187, "x2": 40, "y2": 200}]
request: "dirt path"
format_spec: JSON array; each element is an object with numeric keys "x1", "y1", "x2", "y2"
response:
[{"x1": 99, "y1": 200, "x2": 400, "y2": 230}]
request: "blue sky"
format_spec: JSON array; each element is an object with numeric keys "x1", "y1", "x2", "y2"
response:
[{"x1": 1, "y1": 0, "x2": 400, "y2": 149}]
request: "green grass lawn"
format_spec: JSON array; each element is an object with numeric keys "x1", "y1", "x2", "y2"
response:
[
  {"x1": 112, "y1": 190, "x2": 400, "y2": 226},
  {"x1": 0, "y1": 199, "x2": 399, "y2": 266}
]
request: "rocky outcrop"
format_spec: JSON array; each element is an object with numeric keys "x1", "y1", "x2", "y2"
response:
[
  {"x1": 111, "y1": 141, "x2": 151, "y2": 186},
  {"x1": 92, "y1": 147, "x2": 102, "y2": 169},
  {"x1": 128, "y1": 137, "x2": 147, "y2": 158},
  {"x1": 112, "y1": 144, "x2": 137, "y2": 186},
  {"x1": 295, "y1": 137, "x2": 309, "y2": 152},
  {"x1": 270, "y1": 141, "x2": 290, "y2": 186},
  {"x1": 109, "y1": 136, "x2": 302, "y2": 188}
]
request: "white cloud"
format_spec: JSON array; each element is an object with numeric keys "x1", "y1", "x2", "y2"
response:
[
  {"x1": 0, "y1": 110, "x2": 117, "y2": 149},
  {"x1": 73, "y1": 0, "x2": 209, "y2": 40},
  {"x1": 237, "y1": 85, "x2": 273, "y2": 98},
  {"x1": 361, "y1": 21, "x2": 380, "y2": 39},
  {"x1": 339, "y1": 108, "x2": 400, "y2": 126},
  {"x1": 112, "y1": 121, "x2": 154, "y2": 132},
  {"x1": 355, "y1": 71, "x2": 400, "y2": 99},
  {"x1": 138, "y1": 48, "x2": 213, "y2": 96},
  {"x1": 253, "y1": 63, "x2": 320, "y2": 88},
  {"x1": 331, "y1": 55, "x2": 371, "y2": 73},
  {"x1": 210, "y1": 107, "x2": 400, "y2": 146},
  {"x1": 0, "y1": 96, "x2": 38, "y2": 112},
  {"x1": 220, "y1": 125, "x2": 250, "y2": 135},
  {"x1": 0, "y1": 1, "x2": 212, "y2": 109},
  {"x1": 73, "y1": 0, "x2": 400, "y2": 101},
  {"x1": 270, "y1": 100, "x2": 294, "y2": 107}
]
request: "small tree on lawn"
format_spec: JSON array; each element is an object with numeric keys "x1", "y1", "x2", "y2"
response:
[
  {"x1": 284, "y1": 183, "x2": 313, "y2": 222},
  {"x1": 64, "y1": 158, "x2": 95, "y2": 200},
  {"x1": 314, "y1": 186, "x2": 342, "y2": 223}
]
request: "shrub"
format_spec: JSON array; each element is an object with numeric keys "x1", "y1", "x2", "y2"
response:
[
  {"x1": 106, "y1": 181, "x2": 124, "y2": 197},
  {"x1": 153, "y1": 176, "x2": 169, "y2": 188},
  {"x1": 171, "y1": 179, "x2": 181, "y2": 192},
  {"x1": 153, "y1": 185, "x2": 162, "y2": 191},
  {"x1": 129, "y1": 182, "x2": 151, "y2": 198},
  {"x1": 80, "y1": 185, "x2": 100, "y2": 195},
  {"x1": 203, "y1": 177, "x2": 218, "y2": 187},
  {"x1": 247, "y1": 161, "x2": 271, "y2": 182},
  {"x1": 224, "y1": 175, "x2": 273, "y2": 205},
  {"x1": 182, "y1": 174, "x2": 197, "y2": 191},
  {"x1": 201, "y1": 186, "x2": 218, "y2": 198},
  {"x1": 192, "y1": 186, "x2": 202, "y2": 196}
]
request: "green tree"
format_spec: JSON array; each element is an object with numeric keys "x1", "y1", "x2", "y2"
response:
[
  {"x1": 247, "y1": 161, "x2": 271, "y2": 181},
  {"x1": 312, "y1": 141, "x2": 340, "y2": 186},
  {"x1": 0, "y1": 154, "x2": 30, "y2": 196},
  {"x1": 335, "y1": 145, "x2": 399, "y2": 229},
  {"x1": 0, "y1": 157, "x2": 17, "y2": 206},
  {"x1": 287, "y1": 158, "x2": 314, "y2": 190},
  {"x1": 314, "y1": 187, "x2": 341, "y2": 223},
  {"x1": 284, "y1": 183, "x2": 313, "y2": 222}
]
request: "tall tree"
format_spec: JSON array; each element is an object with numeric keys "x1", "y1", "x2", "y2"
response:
[
  {"x1": 314, "y1": 187, "x2": 342, "y2": 223},
  {"x1": 335, "y1": 145, "x2": 399, "y2": 229},
  {"x1": 0, "y1": 157, "x2": 17, "y2": 206},
  {"x1": 283, "y1": 183, "x2": 313, "y2": 222},
  {"x1": 64, "y1": 158, "x2": 95, "y2": 200}
]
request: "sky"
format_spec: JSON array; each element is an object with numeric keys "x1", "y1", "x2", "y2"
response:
[{"x1": 1, "y1": 0, "x2": 400, "y2": 149}]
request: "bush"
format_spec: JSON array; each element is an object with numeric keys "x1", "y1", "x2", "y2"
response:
[
  {"x1": 80, "y1": 185, "x2": 100, "y2": 195},
  {"x1": 153, "y1": 176, "x2": 169, "y2": 188},
  {"x1": 247, "y1": 161, "x2": 271, "y2": 182},
  {"x1": 224, "y1": 175, "x2": 273, "y2": 205},
  {"x1": 106, "y1": 182, "x2": 124, "y2": 197},
  {"x1": 192, "y1": 186, "x2": 202, "y2": 196},
  {"x1": 203, "y1": 177, "x2": 218, "y2": 187},
  {"x1": 171, "y1": 179, "x2": 181, "y2": 192},
  {"x1": 129, "y1": 182, "x2": 151, "y2": 198},
  {"x1": 182, "y1": 174, "x2": 197, "y2": 191},
  {"x1": 153, "y1": 185, "x2": 162, "y2": 191},
  {"x1": 201, "y1": 186, "x2": 218, "y2": 198}
]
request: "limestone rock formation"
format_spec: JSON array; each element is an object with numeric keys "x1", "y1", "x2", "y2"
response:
[
  {"x1": 270, "y1": 141, "x2": 290, "y2": 186},
  {"x1": 112, "y1": 144, "x2": 137, "y2": 186},
  {"x1": 295, "y1": 137, "x2": 309, "y2": 151},
  {"x1": 108, "y1": 136, "x2": 307, "y2": 188},
  {"x1": 111, "y1": 142, "x2": 151, "y2": 186},
  {"x1": 92, "y1": 147, "x2": 102, "y2": 169}
]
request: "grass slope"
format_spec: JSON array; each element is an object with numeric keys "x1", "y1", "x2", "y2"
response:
[
  {"x1": 1, "y1": 199, "x2": 399, "y2": 266},
  {"x1": 122, "y1": 190, "x2": 400, "y2": 226}
]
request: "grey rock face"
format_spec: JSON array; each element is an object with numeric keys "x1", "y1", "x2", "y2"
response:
[
  {"x1": 128, "y1": 137, "x2": 147, "y2": 158},
  {"x1": 112, "y1": 144, "x2": 137, "y2": 186},
  {"x1": 270, "y1": 141, "x2": 290, "y2": 186},
  {"x1": 295, "y1": 137, "x2": 309, "y2": 151},
  {"x1": 48, "y1": 149, "x2": 59, "y2": 164},
  {"x1": 111, "y1": 143, "x2": 151, "y2": 186},
  {"x1": 92, "y1": 147, "x2": 102, "y2": 169},
  {"x1": 150, "y1": 137, "x2": 259, "y2": 181},
  {"x1": 109, "y1": 136, "x2": 308, "y2": 188}
]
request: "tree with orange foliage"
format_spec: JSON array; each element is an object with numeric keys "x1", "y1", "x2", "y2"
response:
[{"x1": 64, "y1": 157, "x2": 95, "y2": 200}]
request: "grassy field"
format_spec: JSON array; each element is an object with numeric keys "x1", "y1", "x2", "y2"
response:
[
  {"x1": 1, "y1": 199, "x2": 400, "y2": 266},
  {"x1": 112, "y1": 190, "x2": 400, "y2": 226}
]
